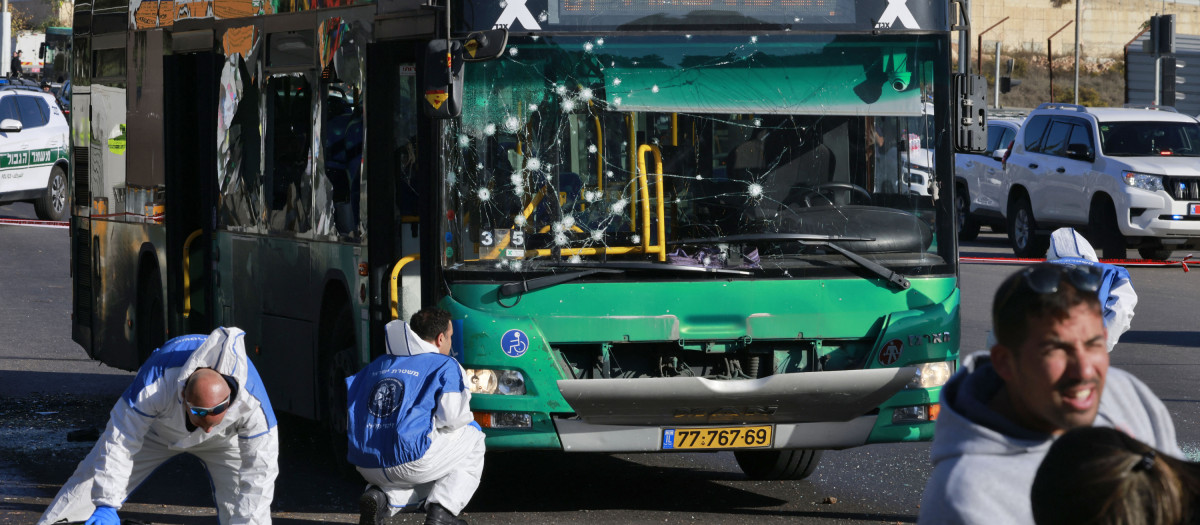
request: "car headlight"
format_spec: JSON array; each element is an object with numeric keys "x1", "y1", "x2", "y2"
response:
[
  {"x1": 906, "y1": 361, "x2": 955, "y2": 389},
  {"x1": 464, "y1": 369, "x2": 527, "y2": 395},
  {"x1": 1123, "y1": 171, "x2": 1164, "y2": 192}
]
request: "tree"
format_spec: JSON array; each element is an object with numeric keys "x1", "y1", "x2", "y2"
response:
[{"x1": 8, "y1": 4, "x2": 33, "y2": 35}]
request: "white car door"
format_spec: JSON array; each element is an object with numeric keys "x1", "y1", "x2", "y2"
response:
[
  {"x1": 0, "y1": 94, "x2": 30, "y2": 194},
  {"x1": 15, "y1": 94, "x2": 54, "y2": 190},
  {"x1": 977, "y1": 122, "x2": 1017, "y2": 215},
  {"x1": 1038, "y1": 118, "x2": 1094, "y2": 223}
]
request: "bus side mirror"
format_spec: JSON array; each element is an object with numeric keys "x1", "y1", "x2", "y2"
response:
[
  {"x1": 423, "y1": 40, "x2": 464, "y2": 119},
  {"x1": 39, "y1": 43, "x2": 46, "y2": 59},
  {"x1": 953, "y1": 73, "x2": 987, "y2": 153},
  {"x1": 462, "y1": 29, "x2": 508, "y2": 62}
]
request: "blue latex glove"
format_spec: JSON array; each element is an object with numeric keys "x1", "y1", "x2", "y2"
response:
[{"x1": 84, "y1": 505, "x2": 119, "y2": 525}]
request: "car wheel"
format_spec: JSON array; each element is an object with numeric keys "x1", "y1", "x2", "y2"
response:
[
  {"x1": 1007, "y1": 195, "x2": 1049, "y2": 258},
  {"x1": 735, "y1": 449, "x2": 823, "y2": 480},
  {"x1": 34, "y1": 165, "x2": 68, "y2": 221},
  {"x1": 1137, "y1": 246, "x2": 1173, "y2": 261},
  {"x1": 956, "y1": 186, "x2": 980, "y2": 242},
  {"x1": 1087, "y1": 200, "x2": 1127, "y2": 260}
]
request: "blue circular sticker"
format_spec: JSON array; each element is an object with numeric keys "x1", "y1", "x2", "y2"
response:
[
  {"x1": 501, "y1": 329, "x2": 530, "y2": 358},
  {"x1": 368, "y1": 378, "x2": 405, "y2": 418}
]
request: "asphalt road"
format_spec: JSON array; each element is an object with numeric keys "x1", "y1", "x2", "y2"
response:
[{"x1": 1, "y1": 204, "x2": 1197, "y2": 524}]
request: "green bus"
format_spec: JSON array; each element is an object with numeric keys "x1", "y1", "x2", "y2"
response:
[{"x1": 69, "y1": 0, "x2": 984, "y2": 479}]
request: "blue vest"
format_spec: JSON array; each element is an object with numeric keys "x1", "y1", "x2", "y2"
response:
[{"x1": 346, "y1": 352, "x2": 466, "y2": 468}]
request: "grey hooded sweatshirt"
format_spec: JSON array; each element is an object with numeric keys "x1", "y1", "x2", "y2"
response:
[{"x1": 918, "y1": 352, "x2": 1179, "y2": 525}]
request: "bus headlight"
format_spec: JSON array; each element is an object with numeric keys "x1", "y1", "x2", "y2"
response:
[
  {"x1": 906, "y1": 361, "x2": 955, "y2": 389},
  {"x1": 465, "y1": 369, "x2": 527, "y2": 395}
]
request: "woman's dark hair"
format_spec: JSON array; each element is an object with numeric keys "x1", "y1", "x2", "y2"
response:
[{"x1": 1032, "y1": 427, "x2": 1200, "y2": 525}]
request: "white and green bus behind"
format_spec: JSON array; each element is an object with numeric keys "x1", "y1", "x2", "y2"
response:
[{"x1": 69, "y1": 0, "x2": 986, "y2": 479}]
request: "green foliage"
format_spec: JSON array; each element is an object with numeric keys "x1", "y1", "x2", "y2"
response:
[{"x1": 1053, "y1": 86, "x2": 1104, "y2": 106}]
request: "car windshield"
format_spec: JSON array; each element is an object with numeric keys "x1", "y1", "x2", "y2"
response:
[
  {"x1": 440, "y1": 34, "x2": 950, "y2": 276},
  {"x1": 1099, "y1": 120, "x2": 1200, "y2": 157}
]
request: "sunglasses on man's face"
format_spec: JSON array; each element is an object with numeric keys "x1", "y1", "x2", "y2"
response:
[{"x1": 188, "y1": 395, "x2": 231, "y2": 417}]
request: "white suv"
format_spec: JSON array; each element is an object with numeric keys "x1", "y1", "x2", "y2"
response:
[
  {"x1": 955, "y1": 116, "x2": 1023, "y2": 240},
  {"x1": 0, "y1": 84, "x2": 71, "y2": 221},
  {"x1": 1001, "y1": 103, "x2": 1200, "y2": 260}
]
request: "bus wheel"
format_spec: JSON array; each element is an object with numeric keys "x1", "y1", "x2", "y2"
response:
[
  {"x1": 320, "y1": 303, "x2": 356, "y2": 476},
  {"x1": 136, "y1": 267, "x2": 165, "y2": 364},
  {"x1": 734, "y1": 449, "x2": 823, "y2": 480}
]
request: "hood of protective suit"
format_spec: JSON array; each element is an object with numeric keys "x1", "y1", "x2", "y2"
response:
[
  {"x1": 929, "y1": 352, "x2": 1054, "y2": 468},
  {"x1": 384, "y1": 320, "x2": 441, "y2": 356},
  {"x1": 175, "y1": 326, "x2": 251, "y2": 404},
  {"x1": 1045, "y1": 227, "x2": 1098, "y2": 262}
]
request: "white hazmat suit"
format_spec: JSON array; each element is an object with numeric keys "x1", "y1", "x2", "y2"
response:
[
  {"x1": 1045, "y1": 227, "x2": 1138, "y2": 351},
  {"x1": 37, "y1": 327, "x2": 279, "y2": 525},
  {"x1": 346, "y1": 320, "x2": 485, "y2": 516}
]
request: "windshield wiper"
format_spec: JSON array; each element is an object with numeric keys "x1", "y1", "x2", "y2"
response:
[
  {"x1": 499, "y1": 268, "x2": 624, "y2": 298},
  {"x1": 539, "y1": 261, "x2": 753, "y2": 276},
  {"x1": 673, "y1": 234, "x2": 911, "y2": 291},
  {"x1": 498, "y1": 261, "x2": 753, "y2": 299}
]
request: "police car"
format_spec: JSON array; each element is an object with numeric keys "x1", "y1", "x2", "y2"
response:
[{"x1": 0, "y1": 81, "x2": 71, "y2": 221}]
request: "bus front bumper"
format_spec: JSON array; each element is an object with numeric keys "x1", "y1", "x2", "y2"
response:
[{"x1": 556, "y1": 367, "x2": 918, "y2": 426}]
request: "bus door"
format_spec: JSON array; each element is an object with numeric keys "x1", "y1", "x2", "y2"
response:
[
  {"x1": 163, "y1": 42, "x2": 218, "y2": 338},
  {"x1": 366, "y1": 36, "x2": 428, "y2": 361}
]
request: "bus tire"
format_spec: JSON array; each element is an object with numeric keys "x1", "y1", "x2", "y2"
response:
[
  {"x1": 320, "y1": 301, "x2": 357, "y2": 477},
  {"x1": 136, "y1": 266, "x2": 165, "y2": 365},
  {"x1": 34, "y1": 165, "x2": 68, "y2": 222},
  {"x1": 734, "y1": 448, "x2": 823, "y2": 480}
]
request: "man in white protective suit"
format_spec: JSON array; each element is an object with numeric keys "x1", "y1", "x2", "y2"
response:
[
  {"x1": 1044, "y1": 227, "x2": 1138, "y2": 351},
  {"x1": 347, "y1": 307, "x2": 485, "y2": 525},
  {"x1": 37, "y1": 327, "x2": 279, "y2": 525}
]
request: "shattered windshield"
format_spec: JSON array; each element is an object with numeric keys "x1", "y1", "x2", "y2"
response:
[{"x1": 440, "y1": 34, "x2": 947, "y2": 276}]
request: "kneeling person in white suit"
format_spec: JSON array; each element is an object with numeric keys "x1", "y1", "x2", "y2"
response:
[
  {"x1": 37, "y1": 327, "x2": 279, "y2": 525},
  {"x1": 348, "y1": 307, "x2": 485, "y2": 525}
]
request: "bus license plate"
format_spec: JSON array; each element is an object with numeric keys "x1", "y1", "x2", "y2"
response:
[{"x1": 662, "y1": 425, "x2": 773, "y2": 450}]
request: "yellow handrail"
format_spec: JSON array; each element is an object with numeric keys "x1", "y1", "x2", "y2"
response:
[
  {"x1": 182, "y1": 229, "x2": 202, "y2": 319},
  {"x1": 390, "y1": 254, "x2": 421, "y2": 320},
  {"x1": 637, "y1": 144, "x2": 666, "y2": 261},
  {"x1": 671, "y1": 113, "x2": 678, "y2": 146},
  {"x1": 593, "y1": 116, "x2": 604, "y2": 192}
]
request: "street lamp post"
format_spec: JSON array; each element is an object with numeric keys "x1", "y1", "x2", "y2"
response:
[
  {"x1": 1073, "y1": 0, "x2": 1082, "y2": 104},
  {"x1": 977, "y1": 16, "x2": 1010, "y2": 75}
]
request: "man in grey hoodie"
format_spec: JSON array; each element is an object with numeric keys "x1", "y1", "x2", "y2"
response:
[{"x1": 918, "y1": 263, "x2": 1179, "y2": 525}]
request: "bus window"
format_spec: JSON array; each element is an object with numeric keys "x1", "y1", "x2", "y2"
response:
[
  {"x1": 320, "y1": 17, "x2": 365, "y2": 240},
  {"x1": 217, "y1": 45, "x2": 263, "y2": 231},
  {"x1": 265, "y1": 74, "x2": 313, "y2": 233}
]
